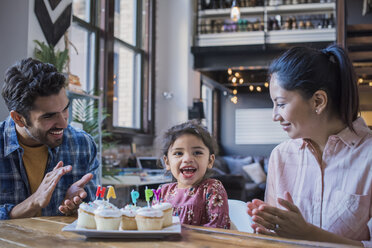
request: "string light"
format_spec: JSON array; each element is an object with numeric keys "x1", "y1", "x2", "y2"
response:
[
  {"x1": 239, "y1": 78, "x2": 244, "y2": 84},
  {"x1": 232, "y1": 77, "x2": 237, "y2": 83},
  {"x1": 230, "y1": 96, "x2": 238, "y2": 104},
  {"x1": 233, "y1": 89, "x2": 238, "y2": 95},
  {"x1": 228, "y1": 68, "x2": 232, "y2": 75},
  {"x1": 256, "y1": 86, "x2": 262, "y2": 92},
  {"x1": 249, "y1": 85, "x2": 254, "y2": 91},
  {"x1": 264, "y1": 82, "x2": 269, "y2": 88},
  {"x1": 235, "y1": 72, "x2": 240, "y2": 77}
]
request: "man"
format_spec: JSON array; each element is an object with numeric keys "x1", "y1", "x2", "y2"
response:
[{"x1": 0, "y1": 58, "x2": 99, "y2": 219}]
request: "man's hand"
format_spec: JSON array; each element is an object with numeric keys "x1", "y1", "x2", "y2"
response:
[
  {"x1": 58, "y1": 173, "x2": 93, "y2": 215},
  {"x1": 10, "y1": 161, "x2": 72, "y2": 219},
  {"x1": 32, "y1": 161, "x2": 72, "y2": 208}
]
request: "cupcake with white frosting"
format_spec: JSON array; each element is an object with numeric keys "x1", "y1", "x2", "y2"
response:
[
  {"x1": 135, "y1": 207, "x2": 164, "y2": 231},
  {"x1": 152, "y1": 202, "x2": 173, "y2": 227},
  {"x1": 93, "y1": 199, "x2": 115, "y2": 208},
  {"x1": 120, "y1": 208, "x2": 137, "y2": 230},
  {"x1": 124, "y1": 204, "x2": 141, "y2": 212},
  {"x1": 94, "y1": 204, "x2": 122, "y2": 230},
  {"x1": 76, "y1": 202, "x2": 98, "y2": 229}
]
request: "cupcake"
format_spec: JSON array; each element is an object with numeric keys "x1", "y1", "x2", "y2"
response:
[
  {"x1": 93, "y1": 199, "x2": 115, "y2": 208},
  {"x1": 124, "y1": 204, "x2": 141, "y2": 212},
  {"x1": 135, "y1": 207, "x2": 164, "y2": 231},
  {"x1": 76, "y1": 202, "x2": 98, "y2": 229},
  {"x1": 94, "y1": 204, "x2": 122, "y2": 230},
  {"x1": 120, "y1": 208, "x2": 137, "y2": 230},
  {"x1": 152, "y1": 202, "x2": 173, "y2": 227}
]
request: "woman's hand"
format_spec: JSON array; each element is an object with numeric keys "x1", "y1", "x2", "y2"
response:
[
  {"x1": 247, "y1": 199, "x2": 278, "y2": 235},
  {"x1": 251, "y1": 191, "x2": 313, "y2": 239}
]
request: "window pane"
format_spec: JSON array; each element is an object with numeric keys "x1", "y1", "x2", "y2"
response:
[
  {"x1": 202, "y1": 84, "x2": 213, "y2": 133},
  {"x1": 141, "y1": 0, "x2": 149, "y2": 50},
  {"x1": 113, "y1": 42, "x2": 141, "y2": 129},
  {"x1": 73, "y1": 0, "x2": 90, "y2": 22},
  {"x1": 114, "y1": 0, "x2": 137, "y2": 46},
  {"x1": 69, "y1": 23, "x2": 96, "y2": 92}
]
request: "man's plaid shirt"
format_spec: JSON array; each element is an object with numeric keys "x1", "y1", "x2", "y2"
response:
[{"x1": 0, "y1": 117, "x2": 99, "y2": 219}]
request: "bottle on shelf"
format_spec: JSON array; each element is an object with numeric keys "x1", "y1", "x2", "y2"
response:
[{"x1": 201, "y1": 0, "x2": 211, "y2": 10}]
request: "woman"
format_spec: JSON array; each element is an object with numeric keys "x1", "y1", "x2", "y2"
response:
[{"x1": 247, "y1": 45, "x2": 371, "y2": 247}]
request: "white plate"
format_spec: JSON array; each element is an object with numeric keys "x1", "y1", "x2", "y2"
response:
[{"x1": 62, "y1": 216, "x2": 181, "y2": 239}]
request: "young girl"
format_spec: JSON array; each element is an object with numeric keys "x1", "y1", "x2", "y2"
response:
[{"x1": 157, "y1": 120, "x2": 230, "y2": 229}]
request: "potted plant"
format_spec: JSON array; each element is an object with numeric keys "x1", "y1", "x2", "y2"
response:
[{"x1": 33, "y1": 40, "x2": 68, "y2": 73}]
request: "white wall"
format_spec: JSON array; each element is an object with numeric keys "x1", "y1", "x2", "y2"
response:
[
  {"x1": 0, "y1": 0, "x2": 30, "y2": 120},
  {"x1": 0, "y1": 0, "x2": 68, "y2": 121},
  {"x1": 155, "y1": 0, "x2": 200, "y2": 137}
]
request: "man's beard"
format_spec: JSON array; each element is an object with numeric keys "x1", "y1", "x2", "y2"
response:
[{"x1": 24, "y1": 125, "x2": 63, "y2": 148}]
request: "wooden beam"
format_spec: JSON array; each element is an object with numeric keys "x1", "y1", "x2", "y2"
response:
[
  {"x1": 337, "y1": 0, "x2": 345, "y2": 48},
  {"x1": 347, "y1": 24, "x2": 372, "y2": 32},
  {"x1": 347, "y1": 36, "x2": 372, "y2": 45},
  {"x1": 349, "y1": 51, "x2": 372, "y2": 61}
]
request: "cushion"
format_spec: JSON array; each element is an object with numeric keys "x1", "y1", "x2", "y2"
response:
[
  {"x1": 242, "y1": 162, "x2": 267, "y2": 184},
  {"x1": 223, "y1": 156, "x2": 253, "y2": 175},
  {"x1": 213, "y1": 156, "x2": 230, "y2": 174}
]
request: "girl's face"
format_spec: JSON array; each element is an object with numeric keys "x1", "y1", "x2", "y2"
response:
[
  {"x1": 164, "y1": 134, "x2": 214, "y2": 189},
  {"x1": 269, "y1": 74, "x2": 318, "y2": 139}
]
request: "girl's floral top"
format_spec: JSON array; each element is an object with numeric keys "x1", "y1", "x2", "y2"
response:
[{"x1": 158, "y1": 178, "x2": 230, "y2": 229}]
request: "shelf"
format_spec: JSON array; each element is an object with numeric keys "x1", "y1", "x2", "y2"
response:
[
  {"x1": 266, "y1": 2, "x2": 335, "y2": 14},
  {"x1": 196, "y1": 28, "x2": 335, "y2": 47},
  {"x1": 198, "y1": 2, "x2": 335, "y2": 18},
  {"x1": 197, "y1": 31, "x2": 265, "y2": 46},
  {"x1": 199, "y1": 6, "x2": 264, "y2": 18},
  {"x1": 266, "y1": 28, "x2": 335, "y2": 44}
]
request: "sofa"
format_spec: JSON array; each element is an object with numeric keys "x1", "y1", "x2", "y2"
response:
[{"x1": 212, "y1": 155, "x2": 268, "y2": 202}]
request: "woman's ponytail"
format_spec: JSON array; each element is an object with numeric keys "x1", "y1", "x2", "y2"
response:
[{"x1": 321, "y1": 45, "x2": 359, "y2": 132}]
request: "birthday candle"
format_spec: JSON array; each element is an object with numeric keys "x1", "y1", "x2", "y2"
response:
[
  {"x1": 152, "y1": 188, "x2": 161, "y2": 203},
  {"x1": 95, "y1": 185, "x2": 106, "y2": 199},
  {"x1": 106, "y1": 185, "x2": 116, "y2": 202},
  {"x1": 145, "y1": 186, "x2": 154, "y2": 208},
  {"x1": 131, "y1": 189, "x2": 140, "y2": 206}
]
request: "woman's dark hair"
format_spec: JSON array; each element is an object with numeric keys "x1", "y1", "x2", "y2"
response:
[
  {"x1": 269, "y1": 44, "x2": 359, "y2": 132},
  {"x1": 2, "y1": 58, "x2": 66, "y2": 124},
  {"x1": 159, "y1": 120, "x2": 218, "y2": 181}
]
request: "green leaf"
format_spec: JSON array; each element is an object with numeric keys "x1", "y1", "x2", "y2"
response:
[{"x1": 33, "y1": 40, "x2": 68, "y2": 72}]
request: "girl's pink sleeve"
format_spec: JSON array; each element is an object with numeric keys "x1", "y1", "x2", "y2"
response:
[{"x1": 204, "y1": 179, "x2": 231, "y2": 229}]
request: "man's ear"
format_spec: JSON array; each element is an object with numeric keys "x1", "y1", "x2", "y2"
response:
[
  {"x1": 312, "y1": 90, "x2": 327, "y2": 114},
  {"x1": 163, "y1": 155, "x2": 171, "y2": 170},
  {"x1": 208, "y1": 154, "x2": 215, "y2": 169},
  {"x1": 10, "y1": 111, "x2": 27, "y2": 127}
]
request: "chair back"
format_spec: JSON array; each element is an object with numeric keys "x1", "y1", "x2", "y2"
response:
[{"x1": 228, "y1": 199, "x2": 254, "y2": 233}]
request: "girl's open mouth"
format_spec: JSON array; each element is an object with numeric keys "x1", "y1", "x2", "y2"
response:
[{"x1": 180, "y1": 167, "x2": 197, "y2": 177}]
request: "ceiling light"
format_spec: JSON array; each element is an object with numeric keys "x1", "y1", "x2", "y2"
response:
[{"x1": 230, "y1": 0, "x2": 240, "y2": 22}]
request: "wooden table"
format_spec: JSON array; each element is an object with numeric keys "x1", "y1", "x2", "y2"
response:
[{"x1": 0, "y1": 217, "x2": 355, "y2": 248}]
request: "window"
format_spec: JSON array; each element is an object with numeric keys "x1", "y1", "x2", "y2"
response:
[
  {"x1": 71, "y1": 0, "x2": 99, "y2": 93},
  {"x1": 202, "y1": 84, "x2": 213, "y2": 133},
  {"x1": 71, "y1": 0, "x2": 154, "y2": 140},
  {"x1": 112, "y1": 0, "x2": 151, "y2": 131}
]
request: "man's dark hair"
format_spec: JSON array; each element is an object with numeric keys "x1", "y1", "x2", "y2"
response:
[{"x1": 2, "y1": 58, "x2": 66, "y2": 124}]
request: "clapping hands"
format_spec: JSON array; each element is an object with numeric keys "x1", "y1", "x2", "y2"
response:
[
  {"x1": 247, "y1": 191, "x2": 312, "y2": 239},
  {"x1": 58, "y1": 173, "x2": 93, "y2": 215}
]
